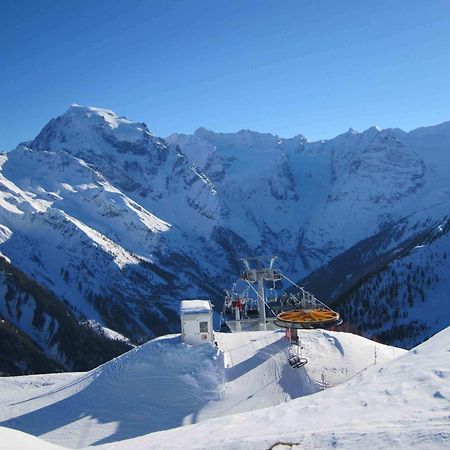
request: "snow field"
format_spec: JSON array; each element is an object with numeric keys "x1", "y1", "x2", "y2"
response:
[
  {"x1": 0, "y1": 329, "x2": 405, "y2": 448},
  {"x1": 102, "y1": 327, "x2": 449, "y2": 450}
]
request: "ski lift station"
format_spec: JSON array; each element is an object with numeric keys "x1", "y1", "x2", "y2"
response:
[
  {"x1": 181, "y1": 256, "x2": 342, "y2": 370},
  {"x1": 180, "y1": 299, "x2": 214, "y2": 345}
]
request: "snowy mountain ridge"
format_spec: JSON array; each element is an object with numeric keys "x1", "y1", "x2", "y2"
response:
[{"x1": 0, "y1": 105, "x2": 449, "y2": 367}]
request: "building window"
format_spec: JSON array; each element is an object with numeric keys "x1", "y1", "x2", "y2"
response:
[{"x1": 199, "y1": 321, "x2": 208, "y2": 332}]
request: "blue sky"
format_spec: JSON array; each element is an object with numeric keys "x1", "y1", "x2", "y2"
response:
[{"x1": 1, "y1": 0, "x2": 450, "y2": 150}]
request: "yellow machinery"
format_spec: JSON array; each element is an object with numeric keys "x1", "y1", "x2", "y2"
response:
[
  {"x1": 273, "y1": 283, "x2": 342, "y2": 368},
  {"x1": 275, "y1": 308, "x2": 341, "y2": 328}
]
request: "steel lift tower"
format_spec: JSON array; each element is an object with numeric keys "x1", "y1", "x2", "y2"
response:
[{"x1": 240, "y1": 256, "x2": 282, "y2": 327}]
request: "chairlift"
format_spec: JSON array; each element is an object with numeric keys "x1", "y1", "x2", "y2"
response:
[
  {"x1": 267, "y1": 288, "x2": 278, "y2": 304},
  {"x1": 245, "y1": 297, "x2": 259, "y2": 318},
  {"x1": 288, "y1": 354, "x2": 308, "y2": 368},
  {"x1": 287, "y1": 329, "x2": 308, "y2": 368},
  {"x1": 266, "y1": 280, "x2": 279, "y2": 304},
  {"x1": 224, "y1": 290, "x2": 233, "y2": 310}
]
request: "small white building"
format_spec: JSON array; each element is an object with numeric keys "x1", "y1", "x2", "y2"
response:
[{"x1": 180, "y1": 299, "x2": 214, "y2": 345}]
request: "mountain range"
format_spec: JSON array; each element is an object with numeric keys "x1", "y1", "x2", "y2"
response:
[{"x1": 1, "y1": 104, "x2": 449, "y2": 373}]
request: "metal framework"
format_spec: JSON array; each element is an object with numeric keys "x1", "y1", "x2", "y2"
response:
[
  {"x1": 222, "y1": 255, "x2": 342, "y2": 334},
  {"x1": 221, "y1": 255, "x2": 342, "y2": 370},
  {"x1": 240, "y1": 256, "x2": 282, "y2": 325}
]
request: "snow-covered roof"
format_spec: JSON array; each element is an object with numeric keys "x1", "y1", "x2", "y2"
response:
[{"x1": 180, "y1": 299, "x2": 212, "y2": 314}]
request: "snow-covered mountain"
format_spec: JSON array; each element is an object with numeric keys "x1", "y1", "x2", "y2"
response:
[
  {"x1": 1, "y1": 105, "x2": 450, "y2": 360},
  {"x1": 327, "y1": 217, "x2": 450, "y2": 348},
  {"x1": 174, "y1": 122, "x2": 450, "y2": 267}
]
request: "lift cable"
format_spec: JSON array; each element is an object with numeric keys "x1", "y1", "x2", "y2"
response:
[{"x1": 279, "y1": 273, "x2": 334, "y2": 312}]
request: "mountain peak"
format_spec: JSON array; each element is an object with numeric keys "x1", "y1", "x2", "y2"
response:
[
  {"x1": 194, "y1": 126, "x2": 210, "y2": 135},
  {"x1": 368, "y1": 125, "x2": 382, "y2": 132},
  {"x1": 66, "y1": 104, "x2": 123, "y2": 124},
  {"x1": 31, "y1": 105, "x2": 158, "y2": 155},
  {"x1": 64, "y1": 104, "x2": 152, "y2": 139}
]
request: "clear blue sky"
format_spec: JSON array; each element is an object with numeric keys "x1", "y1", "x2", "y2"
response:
[{"x1": 1, "y1": 0, "x2": 450, "y2": 150}]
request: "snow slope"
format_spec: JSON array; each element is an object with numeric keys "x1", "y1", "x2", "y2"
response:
[
  {"x1": 0, "y1": 426, "x2": 64, "y2": 450},
  {"x1": 0, "y1": 330, "x2": 404, "y2": 448},
  {"x1": 97, "y1": 327, "x2": 450, "y2": 450},
  {"x1": 0, "y1": 144, "x2": 188, "y2": 340},
  {"x1": 0, "y1": 255, "x2": 130, "y2": 375}
]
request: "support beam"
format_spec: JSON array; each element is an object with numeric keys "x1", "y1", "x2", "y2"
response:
[{"x1": 257, "y1": 271, "x2": 266, "y2": 325}]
